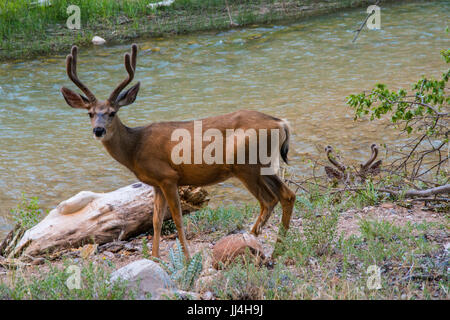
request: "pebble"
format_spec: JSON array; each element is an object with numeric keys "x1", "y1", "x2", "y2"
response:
[
  {"x1": 202, "y1": 291, "x2": 214, "y2": 300},
  {"x1": 381, "y1": 203, "x2": 395, "y2": 209},
  {"x1": 31, "y1": 257, "x2": 45, "y2": 265},
  {"x1": 103, "y1": 251, "x2": 115, "y2": 259}
]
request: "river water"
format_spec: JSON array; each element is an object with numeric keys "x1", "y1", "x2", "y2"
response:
[{"x1": 0, "y1": 1, "x2": 448, "y2": 236}]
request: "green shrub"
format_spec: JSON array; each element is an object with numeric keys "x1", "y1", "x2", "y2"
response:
[
  {"x1": 9, "y1": 194, "x2": 45, "y2": 229},
  {"x1": 0, "y1": 259, "x2": 131, "y2": 300},
  {"x1": 185, "y1": 205, "x2": 257, "y2": 238},
  {"x1": 157, "y1": 239, "x2": 203, "y2": 291},
  {"x1": 210, "y1": 256, "x2": 297, "y2": 300}
]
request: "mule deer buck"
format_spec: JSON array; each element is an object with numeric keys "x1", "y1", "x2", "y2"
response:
[{"x1": 60, "y1": 44, "x2": 295, "y2": 260}]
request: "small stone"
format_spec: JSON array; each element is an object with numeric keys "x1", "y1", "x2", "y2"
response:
[
  {"x1": 381, "y1": 203, "x2": 395, "y2": 209},
  {"x1": 202, "y1": 291, "x2": 214, "y2": 300},
  {"x1": 203, "y1": 268, "x2": 216, "y2": 276},
  {"x1": 31, "y1": 257, "x2": 45, "y2": 265},
  {"x1": 401, "y1": 294, "x2": 407, "y2": 300},
  {"x1": 103, "y1": 251, "x2": 114, "y2": 259}
]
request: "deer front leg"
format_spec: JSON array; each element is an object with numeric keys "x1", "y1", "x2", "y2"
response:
[
  {"x1": 152, "y1": 186, "x2": 167, "y2": 258},
  {"x1": 159, "y1": 181, "x2": 191, "y2": 261}
]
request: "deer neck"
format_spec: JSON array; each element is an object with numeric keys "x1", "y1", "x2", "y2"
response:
[{"x1": 101, "y1": 116, "x2": 141, "y2": 171}]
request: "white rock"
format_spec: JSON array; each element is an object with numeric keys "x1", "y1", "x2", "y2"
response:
[
  {"x1": 148, "y1": 0, "x2": 175, "y2": 9},
  {"x1": 31, "y1": 0, "x2": 51, "y2": 7},
  {"x1": 92, "y1": 36, "x2": 106, "y2": 45},
  {"x1": 110, "y1": 259, "x2": 176, "y2": 300}
]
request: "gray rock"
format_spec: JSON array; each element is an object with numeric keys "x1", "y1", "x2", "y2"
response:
[
  {"x1": 110, "y1": 259, "x2": 176, "y2": 300},
  {"x1": 202, "y1": 291, "x2": 214, "y2": 300},
  {"x1": 158, "y1": 289, "x2": 200, "y2": 300}
]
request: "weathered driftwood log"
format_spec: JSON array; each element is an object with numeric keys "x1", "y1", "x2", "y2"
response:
[{"x1": 0, "y1": 183, "x2": 208, "y2": 259}]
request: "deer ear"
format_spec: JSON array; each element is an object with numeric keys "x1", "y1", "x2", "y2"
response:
[
  {"x1": 115, "y1": 82, "x2": 140, "y2": 107},
  {"x1": 61, "y1": 87, "x2": 89, "y2": 109}
]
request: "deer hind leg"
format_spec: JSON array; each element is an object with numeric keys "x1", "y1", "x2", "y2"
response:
[
  {"x1": 159, "y1": 181, "x2": 191, "y2": 260},
  {"x1": 235, "y1": 170, "x2": 279, "y2": 236},
  {"x1": 262, "y1": 175, "x2": 296, "y2": 258},
  {"x1": 252, "y1": 198, "x2": 278, "y2": 236},
  {"x1": 262, "y1": 175, "x2": 296, "y2": 235},
  {"x1": 152, "y1": 186, "x2": 167, "y2": 258}
]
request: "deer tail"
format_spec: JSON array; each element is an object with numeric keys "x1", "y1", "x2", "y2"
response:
[{"x1": 279, "y1": 119, "x2": 291, "y2": 164}]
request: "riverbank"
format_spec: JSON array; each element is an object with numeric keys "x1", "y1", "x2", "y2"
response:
[
  {"x1": 0, "y1": 0, "x2": 413, "y2": 61},
  {"x1": 1, "y1": 191, "x2": 448, "y2": 300}
]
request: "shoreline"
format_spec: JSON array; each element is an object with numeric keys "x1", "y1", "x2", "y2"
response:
[{"x1": 1, "y1": 0, "x2": 417, "y2": 62}]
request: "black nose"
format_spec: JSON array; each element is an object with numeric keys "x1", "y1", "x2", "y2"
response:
[{"x1": 93, "y1": 127, "x2": 106, "y2": 137}]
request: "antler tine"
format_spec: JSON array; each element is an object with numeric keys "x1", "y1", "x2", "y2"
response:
[
  {"x1": 325, "y1": 145, "x2": 346, "y2": 172},
  {"x1": 361, "y1": 143, "x2": 378, "y2": 169},
  {"x1": 66, "y1": 46, "x2": 97, "y2": 102},
  {"x1": 108, "y1": 44, "x2": 138, "y2": 103}
]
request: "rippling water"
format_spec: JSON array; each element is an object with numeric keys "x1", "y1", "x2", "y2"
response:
[{"x1": 0, "y1": 1, "x2": 448, "y2": 236}]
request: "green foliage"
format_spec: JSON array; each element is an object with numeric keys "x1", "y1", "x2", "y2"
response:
[
  {"x1": 9, "y1": 194, "x2": 45, "y2": 229},
  {"x1": 210, "y1": 258, "x2": 297, "y2": 300},
  {"x1": 353, "y1": 180, "x2": 381, "y2": 207},
  {"x1": 185, "y1": 205, "x2": 256, "y2": 238},
  {"x1": 161, "y1": 220, "x2": 177, "y2": 235},
  {"x1": 295, "y1": 191, "x2": 339, "y2": 256},
  {"x1": 157, "y1": 239, "x2": 203, "y2": 290},
  {"x1": 0, "y1": 260, "x2": 132, "y2": 300},
  {"x1": 341, "y1": 220, "x2": 439, "y2": 271},
  {"x1": 141, "y1": 237, "x2": 150, "y2": 259}
]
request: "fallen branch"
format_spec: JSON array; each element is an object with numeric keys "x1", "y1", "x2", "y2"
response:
[
  {"x1": 402, "y1": 184, "x2": 450, "y2": 198},
  {"x1": 331, "y1": 184, "x2": 450, "y2": 199},
  {"x1": 0, "y1": 183, "x2": 208, "y2": 259},
  {"x1": 409, "y1": 197, "x2": 449, "y2": 202}
]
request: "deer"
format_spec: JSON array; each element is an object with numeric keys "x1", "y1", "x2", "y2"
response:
[
  {"x1": 60, "y1": 44, "x2": 296, "y2": 260},
  {"x1": 324, "y1": 144, "x2": 382, "y2": 184}
]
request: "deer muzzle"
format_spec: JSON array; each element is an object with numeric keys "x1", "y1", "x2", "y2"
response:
[{"x1": 93, "y1": 127, "x2": 106, "y2": 138}]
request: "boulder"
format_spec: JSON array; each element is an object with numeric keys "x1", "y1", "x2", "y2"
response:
[
  {"x1": 110, "y1": 259, "x2": 175, "y2": 300},
  {"x1": 212, "y1": 233, "x2": 265, "y2": 269}
]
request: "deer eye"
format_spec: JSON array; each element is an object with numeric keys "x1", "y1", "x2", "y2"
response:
[
  {"x1": 88, "y1": 112, "x2": 94, "y2": 118},
  {"x1": 109, "y1": 112, "x2": 116, "y2": 118}
]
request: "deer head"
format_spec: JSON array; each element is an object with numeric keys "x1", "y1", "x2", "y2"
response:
[{"x1": 60, "y1": 44, "x2": 140, "y2": 141}]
